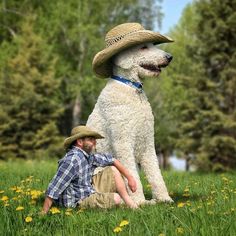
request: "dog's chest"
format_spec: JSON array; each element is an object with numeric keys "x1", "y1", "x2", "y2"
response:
[{"x1": 100, "y1": 82, "x2": 154, "y2": 124}]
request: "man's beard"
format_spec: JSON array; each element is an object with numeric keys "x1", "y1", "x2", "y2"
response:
[{"x1": 83, "y1": 143, "x2": 96, "y2": 154}]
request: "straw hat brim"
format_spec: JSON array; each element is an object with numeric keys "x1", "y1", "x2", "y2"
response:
[
  {"x1": 92, "y1": 30, "x2": 174, "y2": 78},
  {"x1": 63, "y1": 131, "x2": 104, "y2": 149}
]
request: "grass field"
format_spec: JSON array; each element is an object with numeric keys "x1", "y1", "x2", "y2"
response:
[{"x1": 0, "y1": 160, "x2": 235, "y2": 236}]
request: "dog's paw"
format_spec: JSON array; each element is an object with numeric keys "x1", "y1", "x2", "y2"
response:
[{"x1": 156, "y1": 196, "x2": 174, "y2": 203}]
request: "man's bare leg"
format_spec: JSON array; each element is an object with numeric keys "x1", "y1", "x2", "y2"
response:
[{"x1": 111, "y1": 166, "x2": 138, "y2": 208}]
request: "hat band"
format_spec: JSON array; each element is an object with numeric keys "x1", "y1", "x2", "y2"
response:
[{"x1": 105, "y1": 28, "x2": 141, "y2": 47}]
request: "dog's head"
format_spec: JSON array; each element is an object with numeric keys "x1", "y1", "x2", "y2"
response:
[{"x1": 112, "y1": 43, "x2": 172, "y2": 80}]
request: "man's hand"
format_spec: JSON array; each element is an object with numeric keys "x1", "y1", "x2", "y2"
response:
[
  {"x1": 41, "y1": 196, "x2": 53, "y2": 215},
  {"x1": 127, "y1": 175, "x2": 137, "y2": 192}
]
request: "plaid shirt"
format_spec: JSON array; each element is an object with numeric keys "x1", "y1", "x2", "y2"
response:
[{"x1": 46, "y1": 146, "x2": 114, "y2": 208}]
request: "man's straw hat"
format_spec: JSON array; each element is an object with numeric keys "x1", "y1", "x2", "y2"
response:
[
  {"x1": 64, "y1": 125, "x2": 104, "y2": 149},
  {"x1": 92, "y1": 22, "x2": 174, "y2": 78}
]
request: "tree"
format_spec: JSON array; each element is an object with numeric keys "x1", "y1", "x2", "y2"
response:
[
  {"x1": 0, "y1": 15, "x2": 63, "y2": 159},
  {"x1": 158, "y1": 0, "x2": 236, "y2": 171},
  {"x1": 190, "y1": 0, "x2": 236, "y2": 171}
]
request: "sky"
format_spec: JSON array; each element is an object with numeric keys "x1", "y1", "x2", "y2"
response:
[{"x1": 161, "y1": 0, "x2": 193, "y2": 34}]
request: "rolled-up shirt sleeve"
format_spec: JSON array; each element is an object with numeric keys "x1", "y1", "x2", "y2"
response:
[
  {"x1": 46, "y1": 160, "x2": 76, "y2": 200},
  {"x1": 92, "y1": 153, "x2": 115, "y2": 167}
]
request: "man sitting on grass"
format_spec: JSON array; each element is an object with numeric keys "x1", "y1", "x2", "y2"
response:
[{"x1": 42, "y1": 125, "x2": 138, "y2": 214}]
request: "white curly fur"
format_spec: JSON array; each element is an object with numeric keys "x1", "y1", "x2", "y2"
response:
[{"x1": 87, "y1": 43, "x2": 173, "y2": 204}]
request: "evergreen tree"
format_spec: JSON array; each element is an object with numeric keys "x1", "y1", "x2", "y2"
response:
[
  {"x1": 191, "y1": 0, "x2": 236, "y2": 171},
  {"x1": 165, "y1": 0, "x2": 236, "y2": 171},
  {"x1": 0, "y1": 15, "x2": 63, "y2": 159}
]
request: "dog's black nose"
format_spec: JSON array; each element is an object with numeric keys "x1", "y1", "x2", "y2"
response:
[{"x1": 165, "y1": 53, "x2": 173, "y2": 62}]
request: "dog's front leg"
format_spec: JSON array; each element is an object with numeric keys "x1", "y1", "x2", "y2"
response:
[{"x1": 140, "y1": 148, "x2": 173, "y2": 203}]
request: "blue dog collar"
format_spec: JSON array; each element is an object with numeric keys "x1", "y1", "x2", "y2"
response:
[{"x1": 111, "y1": 75, "x2": 143, "y2": 93}]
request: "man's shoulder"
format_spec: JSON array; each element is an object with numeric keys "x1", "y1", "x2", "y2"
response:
[{"x1": 63, "y1": 147, "x2": 84, "y2": 163}]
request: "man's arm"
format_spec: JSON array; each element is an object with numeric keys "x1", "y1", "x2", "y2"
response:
[
  {"x1": 41, "y1": 196, "x2": 53, "y2": 214},
  {"x1": 113, "y1": 159, "x2": 137, "y2": 192}
]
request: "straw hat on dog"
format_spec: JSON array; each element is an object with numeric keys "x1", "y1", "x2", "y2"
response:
[
  {"x1": 92, "y1": 22, "x2": 173, "y2": 78},
  {"x1": 64, "y1": 125, "x2": 104, "y2": 149}
]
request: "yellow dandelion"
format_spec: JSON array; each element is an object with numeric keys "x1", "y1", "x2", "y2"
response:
[
  {"x1": 1, "y1": 196, "x2": 9, "y2": 201},
  {"x1": 16, "y1": 188, "x2": 23, "y2": 193},
  {"x1": 113, "y1": 227, "x2": 122, "y2": 233},
  {"x1": 0, "y1": 190, "x2": 4, "y2": 194},
  {"x1": 177, "y1": 202, "x2": 185, "y2": 208},
  {"x1": 65, "y1": 211, "x2": 72, "y2": 216},
  {"x1": 184, "y1": 188, "x2": 189, "y2": 192},
  {"x1": 176, "y1": 227, "x2": 184, "y2": 234},
  {"x1": 25, "y1": 216, "x2": 33, "y2": 223},
  {"x1": 50, "y1": 207, "x2": 60, "y2": 214},
  {"x1": 9, "y1": 186, "x2": 17, "y2": 191},
  {"x1": 4, "y1": 203, "x2": 10, "y2": 207},
  {"x1": 119, "y1": 220, "x2": 129, "y2": 227},
  {"x1": 30, "y1": 190, "x2": 43, "y2": 200},
  {"x1": 16, "y1": 206, "x2": 24, "y2": 211}
]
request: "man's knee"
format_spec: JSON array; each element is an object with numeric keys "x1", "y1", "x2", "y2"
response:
[{"x1": 113, "y1": 193, "x2": 121, "y2": 205}]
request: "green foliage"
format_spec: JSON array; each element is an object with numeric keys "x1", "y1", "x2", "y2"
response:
[
  {"x1": 186, "y1": 0, "x2": 236, "y2": 171},
  {"x1": 158, "y1": 0, "x2": 236, "y2": 171},
  {"x1": 0, "y1": 15, "x2": 63, "y2": 159},
  {"x1": 0, "y1": 0, "x2": 162, "y2": 159}
]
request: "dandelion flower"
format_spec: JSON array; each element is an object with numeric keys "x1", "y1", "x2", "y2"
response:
[
  {"x1": 9, "y1": 186, "x2": 17, "y2": 191},
  {"x1": 176, "y1": 227, "x2": 184, "y2": 234},
  {"x1": 4, "y1": 203, "x2": 9, "y2": 207},
  {"x1": 119, "y1": 220, "x2": 129, "y2": 227},
  {"x1": 0, "y1": 190, "x2": 4, "y2": 194},
  {"x1": 113, "y1": 227, "x2": 122, "y2": 233},
  {"x1": 50, "y1": 207, "x2": 60, "y2": 214},
  {"x1": 1, "y1": 196, "x2": 9, "y2": 201},
  {"x1": 25, "y1": 216, "x2": 33, "y2": 223},
  {"x1": 16, "y1": 206, "x2": 24, "y2": 211},
  {"x1": 177, "y1": 202, "x2": 185, "y2": 208},
  {"x1": 65, "y1": 211, "x2": 72, "y2": 216}
]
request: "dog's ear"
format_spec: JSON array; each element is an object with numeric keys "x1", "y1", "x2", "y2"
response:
[{"x1": 113, "y1": 51, "x2": 133, "y2": 70}]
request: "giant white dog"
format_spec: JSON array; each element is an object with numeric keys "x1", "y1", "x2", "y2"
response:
[{"x1": 87, "y1": 23, "x2": 173, "y2": 204}]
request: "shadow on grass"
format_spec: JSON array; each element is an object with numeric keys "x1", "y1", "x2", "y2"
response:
[{"x1": 144, "y1": 191, "x2": 206, "y2": 203}]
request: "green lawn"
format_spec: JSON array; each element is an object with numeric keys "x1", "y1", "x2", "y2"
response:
[{"x1": 0, "y1": 160, "x2": 235, "y2": 236}]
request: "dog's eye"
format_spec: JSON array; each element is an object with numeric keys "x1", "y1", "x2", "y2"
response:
[{"x1": 140, "y1": 46, "x2": 148, "y2": 50}]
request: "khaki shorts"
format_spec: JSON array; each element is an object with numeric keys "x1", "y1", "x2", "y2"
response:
[{"x1": 79, "y1": 166, "x2": 117, "y2": 208}]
